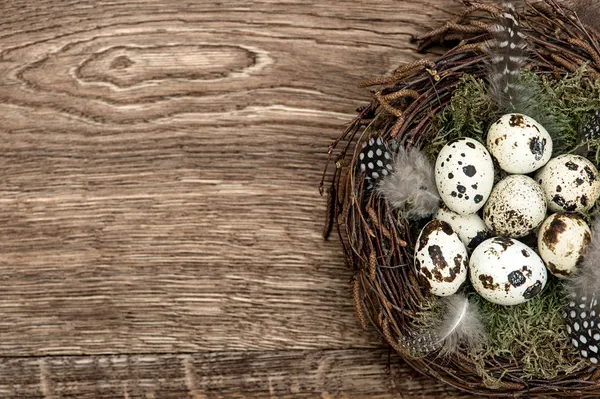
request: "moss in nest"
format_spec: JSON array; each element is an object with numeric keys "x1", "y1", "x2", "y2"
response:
[
  {"x1": 469, "y1": 279, "x2": 586, "y2": 381},
  {"x1": 425, "y1": 74, "x2": 492, "y2": 159}
]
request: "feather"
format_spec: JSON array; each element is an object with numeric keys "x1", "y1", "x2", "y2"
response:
[
  {"x1": 564, "y1": 218, "x2": 600, "y2": 364},
  {"x1": 567, "y1": 217, "x2": 600, "y2": 300},
  {"x1": 574, "y1": 109, "x2": 600, "y2": 157},
  {"x1": 376, "y1": 147, "x2": 440, "y2": 219},
  {"x1": 569, "y1": 0, "x2": 600, "y2": 32},
  {"x1": 399, "y1": 293, "x2": 486, "y2": 358},
  {"x1": 486, "y1": 3, "x2": 528, "y2": 112},
  {"x1": 579, "y1": 110, "x2": 600, "y2": 143},
  {"x1": 486, "y1": 3, "x2": 569, "y2": 144},
  {"x1": 358, "y1": 137, "x2": 394, "y2": 182}
]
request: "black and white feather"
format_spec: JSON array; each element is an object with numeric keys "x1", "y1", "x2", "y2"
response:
[
  {"x1": 579, "y1": 110, "x2": 600, "y2": 142},
  {"x1": 400, "y1": 293, "x2": 486, "y2": 358},
  {"x1": 574, "y1": 110, "x2": 600, "y2": 157},
  {"x1": 564, "y1": 218, "x2": 600, "y2": 364},
  {"x1": 376, "y1": 147, "x2": 440, "y2": 219},
  {"x1": 358, "y1": 137, "x2": 394, "y2": 182},
  {"x1": 487, "y1": 3, "x2": 528, "y2": 112}
]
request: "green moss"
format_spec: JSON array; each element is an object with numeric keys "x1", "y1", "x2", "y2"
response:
[
  {"x1": 425, "y1": 74, "x2": 493, "y2": 159},
  {"x1": 469, "y1": 279, "x2": 586, "y2": 381}
]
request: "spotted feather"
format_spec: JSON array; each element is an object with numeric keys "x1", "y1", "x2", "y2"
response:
[
  {"x1": 487, "y1": 3, "x2": 528, "y2": 111},
  {"x1": 358, "y1": 137, "x2": 393, "y2": 182}
]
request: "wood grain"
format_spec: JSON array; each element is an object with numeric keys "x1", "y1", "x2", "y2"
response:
[
  {"x1": 0, "y1": 350, "x2": 476, "y2": 399},
  {"x1": 0, "y1": 0, "x2": 474, "y2": 397}
]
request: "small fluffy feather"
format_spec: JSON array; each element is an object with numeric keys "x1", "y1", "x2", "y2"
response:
[
  {"x1": 567, "y1": 218, "x2": 600, "y2": 298},
  {"x1": 400, "y1": 293, "x2": 486, "y2": 358},
  {"x1": 486, "y1": 3, "x2": 528, "y2": 112},
  {"x1": 376, "y1": 147, "x2": 440, "y2": 219}
]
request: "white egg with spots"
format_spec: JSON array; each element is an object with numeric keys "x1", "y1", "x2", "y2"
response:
[
  {"x1": 535, "y1": 154, "x2": 600, "y2": 213},
  {"x1": 483, "y1": 175, "x2": 547, "y2": 238},
  {"x1": 434, "y1": 138, "x2": 494, "y2": 215},
  {"x1": 434, "y1": 206, "x2": 490, "y2": 251},
  {"x1": 414, "y1": 219, "x2": 469, "y2": 297},
  {"x1": 486, "y1": 113, "x2": 552, "y2": 174},
  {"x1": 537, "y1": 213, "x2": 592, "y2": 278},
  {"x1": 470, "y1": 237, "x2": 547, "y2": 306}
]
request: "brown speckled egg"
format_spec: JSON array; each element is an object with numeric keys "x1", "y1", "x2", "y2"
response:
[
  {"x1": 538, "y1": 213, "x2": 591, "y2": 278},
  {"x1": 414, "y1": 219, "x2": 468, "y2": 297},
  {"x1": 535, "y1": 154, "x2": 600, "y2": 213},
  {"x1": 434, "y1": 206, "x2": 490, "y2": 251},
  {"x1": 470, "y1": 237, "x2": 547, "y2": 306},
  {"x1": 483, "y1": 175, "x2": 547, "y2": 238},
  {"x1": 486, "y1": 113, "x2": 552, "y2": 174}
]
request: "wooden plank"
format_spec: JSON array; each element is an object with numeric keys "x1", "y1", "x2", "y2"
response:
[
  {"x1": 0, "y1": 0, "x2": 483, "y2": 397},
  {"x1": 0, "y1": 0, "x2": 461, "y2": 355},
  {"x1": 0, "y1": 350, "x2": 471, "y2": 399}
]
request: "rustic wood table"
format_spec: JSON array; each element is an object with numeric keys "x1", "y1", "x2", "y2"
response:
[{"x1": 0, "y1": 1, "x2": 482, "y2": 397}]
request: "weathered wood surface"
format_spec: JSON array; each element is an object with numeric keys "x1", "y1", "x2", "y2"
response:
[
  {"x1": 0, "y1": 350, "x2": 480, "y2": 399},
  {"x1": 0, "y1": 0, "x2": 481, "y2": 397}
]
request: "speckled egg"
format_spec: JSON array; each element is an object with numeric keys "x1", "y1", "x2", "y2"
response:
[
  {"x1": 434, "y1": 138, "x2": 494, "y2": 215},
  {"x1": 486, "y1": 113, "x2": 552, "y2": 174},
  {"x1": 538, "y1": 213, "x2": 592, "y2": 278},
  {"x1": 434, "y1": 206, "x2": 490, "y2": 251},
  {"x1": 483, "y1": 175, "x2": 547, "y2": 238},
  {"x1": 470, "y1": 237, "x2": 547, "y2": 306},
  {"x1": 535, "y1": 154, "x2": 600, "y2": 213},
  {"x1": 414, "y1": 219, "x2": 469, "y2": 297}
]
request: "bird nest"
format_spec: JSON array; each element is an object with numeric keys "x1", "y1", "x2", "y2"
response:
[{"x1": 320, "y1": 0, "x2": 600, "y2": 396}]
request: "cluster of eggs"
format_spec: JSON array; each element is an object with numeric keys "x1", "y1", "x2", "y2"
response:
[{"x1": 415, "y1": 114, "x2": 600, "y2": 306}]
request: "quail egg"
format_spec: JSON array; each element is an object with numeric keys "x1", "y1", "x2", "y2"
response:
[
  {"x1": 470, "y1": 237, "x2": 547, "y2": 306},
  {"x1": 434, "y1": 138, "x2": 494, "y2": 215},
  {"x1": 538, "y1": 213, "x2": 592, "y2": 278},
  {"x1": 414, "y1": 219, "x2": 469, "y2": 297},
  {"x1": 535, "y1": 154, "x2": 600, "y2": 213},
  {"x1": 486, "y1": 113, "x2": 552, "y2": 174},
  {"x1": 434, "y1": 206, "x2": 490, "y2": 251},
  {"x1": 483, "y1": 175, "x2": 547, "y2": 238}
]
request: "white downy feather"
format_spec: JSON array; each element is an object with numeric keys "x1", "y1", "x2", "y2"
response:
[
  {"x1": 376, "y1": 147, "x2": 440, "y2": 219},
  {"x1": 399, "y1": 293, "x2": 486, "y2": 358}
]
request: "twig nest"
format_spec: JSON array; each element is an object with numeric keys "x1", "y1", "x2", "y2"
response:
[
  {"x1": 486, "y1": 114, "x2": 552, "y2": 174},
  {"x1": 537, "y1": 213, "x2": 591, "y2": 278},
  {"x1": 483, "y1": 175, "x2": 547, "y2": 238},
  {"x1": 434, "y1": 138, "x2": 494, "y2": 215},
  {"x1": 414, "y1": 219, "x2": 468, "y2": 297},
  {"x1": 470, "y1": 237, "x2": 547, "y2": 306},
  {"x1": 434, "y1": 206, "x2": 490, "y2": 251},
  {"x1": 535, "y1": 154, "x2": 600, "y2": 213},
  {"x1": 324, "y1": 0, "x2": 600, "y2": 391}
]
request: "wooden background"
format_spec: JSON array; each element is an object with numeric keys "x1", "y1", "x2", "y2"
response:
[{"x1": 0, "y1": 1, "x2": 485, "y2": 397}]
